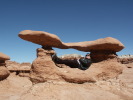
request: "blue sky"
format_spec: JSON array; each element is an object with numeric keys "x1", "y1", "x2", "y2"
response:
[{"x1": 0, "y1": 0, "x2": 133, "y2": 63}]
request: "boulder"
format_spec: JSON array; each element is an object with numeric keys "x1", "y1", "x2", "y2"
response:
[{"x1": 0, "y1": 52, "x2": 10, "y2": 80}]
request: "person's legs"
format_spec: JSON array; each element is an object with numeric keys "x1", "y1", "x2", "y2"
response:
[
  {"x1": 58, "y1": 59, "x2": 80, "y2": 68},
  {"x1": 52, "y1": 54, "x2": 80, "y2": 68}
]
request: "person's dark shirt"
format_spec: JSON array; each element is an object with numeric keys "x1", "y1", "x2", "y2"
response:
[{"x1": 79, "y1": 58, "x2": 92, "y2": 70}]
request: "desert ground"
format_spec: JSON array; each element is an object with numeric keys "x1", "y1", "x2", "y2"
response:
[{"x1": 0, "y1": 55, "x2": 133, "y2": 100}]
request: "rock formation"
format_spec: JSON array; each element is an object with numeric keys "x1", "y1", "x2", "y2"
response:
[
  {"x1": 19, "y1": 30, "x2": 68, "y2": 49},
  {"x1": 18, "y1": 30, "x2": 125, "y2": 84},
  {"x1": 118, "y1": 55, "x2": 133, "y2": 64},
  {"x1": 19, "y1": 30, "x2": 124, "y2": 62},
  {"x1": 6, "y1": 61, "x2": 31, "y2": 77},
  {"x1": 19, "y1": 30, "x2": 124, "y2": 52},
  {"x1": 0, "y1": 52, "x2": 10, "y2": 80},
  {"x1": 30, "y1": 47, "x2": 62, "y2": 84}
]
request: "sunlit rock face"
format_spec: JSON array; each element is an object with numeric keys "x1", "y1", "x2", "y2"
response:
[
  {"x1": 0, "y1": 52, "x2": 10, "y2": 81},
  {"x1": 19, "y1": 30, "x2": 125, "y2": 84},
  {"x1": 64, "y1": 37, "x2": 124, "y2": 52},
  {"x1": 30, "y1": 47, "x2": 97, "y2": 84},
  {"x1": 19, "y1": 30, "x2": 124, "y2": 52},
  {"x1": 19, "y1": 30, "x2": 125, "y2": 63},
  {"x1": 30, "y1": 47, "x2": 61, "y2": 84},
  {"x1": 18, "y1": 30, "x2": 68, "y2": 49}
]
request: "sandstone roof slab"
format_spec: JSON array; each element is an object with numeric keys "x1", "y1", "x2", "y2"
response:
[
  {"x1": 18, "y1": 30, "x2": 68, "y2": 49},
  {"x1": 64, "y1": 37, "x2": 125, "y2": 52},
  {"x1": 19, "y1": 30, "x2": 124, "y2": 52}
]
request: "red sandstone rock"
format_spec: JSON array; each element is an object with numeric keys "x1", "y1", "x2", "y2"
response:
[
  {"x1": 0, "y1": 63, "x2": 132, "y2": 100},
  {"x1": 18, "y1": 30, "x2": 68, "y2": 49},
  {"x1": 19, "y1": 30, "x2": 124, "y2": 52},
  {"x1": 0, "y1": 67, "x2": 10, "y2": 80},
  {"x1": 30, "y1": 48, "x2": 61, "y2": 83},
  {"x1": 0, "y1": 52, "x2": 10, "y2": 60},
  {"x1": 0, "y1": 52, "x2": 10, "y2": 80},
  {"x1": 18, "y1": 30, "x2": 124, "y2": 84},
  {"x1": 57, "y1": 58, "x2": 123, "y2": 83},
  {"x1": 64, "y1": 37, "x2": 124, "y2": 52},
  {"x1": 30, "y1": 48, "x2": 123, "y2": 84}
]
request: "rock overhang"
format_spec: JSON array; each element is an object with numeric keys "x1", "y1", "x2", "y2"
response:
[
  {"x1": 18, "y1": 30, "x2": 125, "y2": 52},
  {"x1": 18, "y1": 30, "x2": 68, "y2": 49},
  {"x1": 18, "y1": 30, "x2": 125, "y2": 83}
]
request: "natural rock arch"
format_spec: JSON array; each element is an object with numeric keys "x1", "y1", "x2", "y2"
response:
[{"x1": 19, "y1": 30, "x2": 124, "y2": 84}]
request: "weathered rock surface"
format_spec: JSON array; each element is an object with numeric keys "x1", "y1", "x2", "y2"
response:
[
  {"x1": 30, "y1": 48, "x2": 123, "y2": 84},
  {"x1": 0, "y1": 52, "x2": 10, "y2": 80},
  {"x1": 90, "y1": 50, "x2": 118, "y2": 62},
  {"x1": 64, "y1": 37, "x2": 124, "y2": 52},
  {"x1": 19, "y1": 30, "x2": 68, "y2": 49},
  {"x1": 57, "y1": 58, "x2": 123, "y2": 83},
  {"x1": 118, "y1": 55, "x2": 133, "y2": 64},
  {"x1": 19, "y1": 30, "x2": 124, "y2": 52},
  {"x1": 0, "y1": 63, "x2": 133, "y2": 100},
  {"x1": 30, "y1": 48, "x2": 61, "y2": 83},
  {"x1": 0, "y1": 66, "x2": 10, "y2": 80},
  {"x1": 18, "y1": 30, "x2": 125, "y2": 84},
  {"x1": 0, "y1": 52, "x2": 10, "y2": 60},
  {"x1": 6, "y1": 61, "x2": 31, "y2": 71},
  {"x1": 6, "y1": 61, "x2": 31, "y2": 77}
]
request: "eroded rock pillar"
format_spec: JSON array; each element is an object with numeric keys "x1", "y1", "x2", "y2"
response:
[
  {"x1": 89, "y1": 50, "x2": 123, "y2": 81},
  {"x1": 30, "y1": 46, "x2": 60, "y2": 84}
]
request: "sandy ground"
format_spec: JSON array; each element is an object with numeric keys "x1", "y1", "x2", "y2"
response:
[{"x1": 0, "y1": 63, "x2": 133, "y2": 100}]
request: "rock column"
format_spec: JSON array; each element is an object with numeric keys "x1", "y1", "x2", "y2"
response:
[{"x1": 30, "y1": 47, "x2": 60, "y2": 84}]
